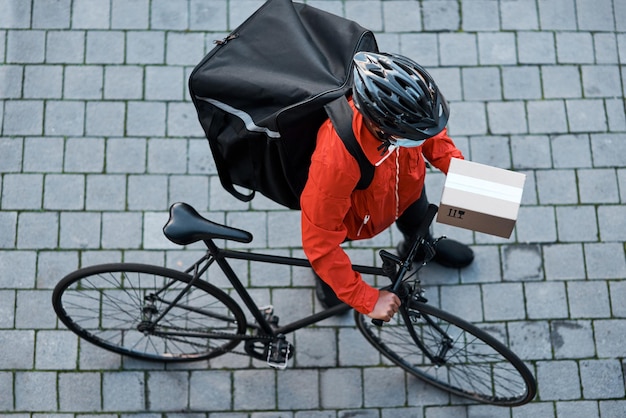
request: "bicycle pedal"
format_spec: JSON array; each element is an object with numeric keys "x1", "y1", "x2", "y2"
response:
[{"x1": 266, "y1": 335, "x2": 293, "y2": 369}]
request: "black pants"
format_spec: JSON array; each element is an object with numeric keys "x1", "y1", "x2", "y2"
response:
[{"x1": 395, "y1": 189, "x2": 430, "y2": 241}]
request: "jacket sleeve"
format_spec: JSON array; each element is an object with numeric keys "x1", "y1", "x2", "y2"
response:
[
  {"x1": 421, "y1": 128, "x2": 464, "y2": 174},
  {"x1": 300, "y1": 124, "x2": 380, "y2": 315}
]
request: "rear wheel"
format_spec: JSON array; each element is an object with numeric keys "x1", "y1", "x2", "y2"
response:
[
  {"x1": 355, "y1": 301, "x2": 536, "y2": 406},
  {"x1": 52, "y1": 263, "x2": 247, "y2": 362}
]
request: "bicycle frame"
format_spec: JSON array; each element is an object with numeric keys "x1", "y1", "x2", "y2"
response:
[{"x1": 180, "y1": 237, "x2": 386, "y2": 339}]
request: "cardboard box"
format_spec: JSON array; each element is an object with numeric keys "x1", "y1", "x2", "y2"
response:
[{"x1": 437, "y1": 158, "x2": 526, "y2": 238}]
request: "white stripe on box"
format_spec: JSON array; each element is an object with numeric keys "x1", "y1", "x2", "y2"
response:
[{"x1": 445, "y1": 173, "x2": 523, "y2": 203}]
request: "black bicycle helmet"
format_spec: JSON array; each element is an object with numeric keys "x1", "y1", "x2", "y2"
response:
[{"x1": 352, "y1": 51, "x2": 449, "y2": 143}]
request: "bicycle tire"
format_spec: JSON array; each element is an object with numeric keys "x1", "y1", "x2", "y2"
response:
[
  {"x1": 355, "y1": 301, "x2": 536, "y2": 406},
  {"x1": 52, "y1": 263, "x2": 247, "y2": 362}
]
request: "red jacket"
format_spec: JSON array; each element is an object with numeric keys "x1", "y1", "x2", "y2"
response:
[{"x1": 300, "y1": 99, "x2": 463, "y2": 314}]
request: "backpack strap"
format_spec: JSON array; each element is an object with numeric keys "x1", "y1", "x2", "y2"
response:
[{"x1": 324, "y1": 96, "x2": 375, "y2": 190}]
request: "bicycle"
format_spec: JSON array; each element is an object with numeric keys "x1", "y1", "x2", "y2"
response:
[{"x1": 52, "y1": 201, "x2": 537, "y2": 406}]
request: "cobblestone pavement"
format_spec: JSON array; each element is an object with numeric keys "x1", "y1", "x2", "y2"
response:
[{"x1": 1, "y1": 0, "x2": 626, "y2": 417}]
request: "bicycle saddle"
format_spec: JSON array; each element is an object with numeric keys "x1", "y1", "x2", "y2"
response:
[{"x1": 163, "y1": 202, "x2": 253, "y2": 245}]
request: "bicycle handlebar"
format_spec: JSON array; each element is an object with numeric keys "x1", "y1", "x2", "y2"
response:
[{"x1": 372, "y1": 204, "x2": 439, "y2": 327}]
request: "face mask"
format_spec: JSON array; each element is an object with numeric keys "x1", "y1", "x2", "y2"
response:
[{"x1": 390, "y1": 137, "x2": 423, "y2": 148}]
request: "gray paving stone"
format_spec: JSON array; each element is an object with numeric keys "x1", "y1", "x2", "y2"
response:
[
  {"x1": 101, "y1": 212, "x2": 143, "y2": 249},
  {"x1": 447, "y1": 102, "x2": 487, "y2": 136},
  {"x1": 276, "y1": 369, "x2": 320, "y2": 410},
  {"x1": 72, "y1": 0, "x2": 110, "y2": 29},
  {"x1": 550, "y1": 134, "x2": 592, "y2": 168},
  {"x1": 267, "y1": 211, "x2": 302, "y2": 248},
  {"x1": 482, "y1": 282, "x2": 525, "y2": 320},
  {"x1": 23, "y1": 65, "x2": 63, "y2": 99},
  {"x1": 0, "y1": 211, "x2": 17, "y2": 248},
  {"x1": 576, "y1": 0, "x2": 614, "y2": 31},
  {"x1": 85, "y1": 174, "x2": 126, "y2": 210},
  {"x1": 536, "y1": 360, "x2": 581, "y2": 400},
  {"x1": 151, "y1": 0, "x2": 188, "y2": 30},
  {"x1": 422, "y1": 0, "x2": 459, "y2": 31},
  {"x1": 0, "y1": 330, "x2": 34, "y2": 368},
  {"x1": 126, "y1": 31, "x2": 165, "y2": 64},
  {"x1": 35, "y1": 250, "x2": 79, "y2": 289},
  {"x1": 190, "y1": 0, "x2": 228, "y2": 31},
  {"x1": 233, "y1": 369, "x2": 277, "y2": 411},
  {"x1": 487, "y1": 102, "x2": 527, "y2": 134},
  {"x1": 104, "y1": 65, "x2": 144, "y2": 99},
  {"x1": 440, "y1": 284, "x2": 483, "y2": 322},
  {"x1": 556, "y1": 401, "x2": 599, "y2": 418},
  {"x1": 167, "y1": 102, "x2": 206, "y2": 137},
  {"x1": 467, "y1": 136, "x2": 512, "y2": 168},
  {"x1": 1, "y1": 174, "x2": 44, "y2": 209},
  {"x1": 591, "y1": 133, "x2": 626, "y2": 167},
  {"x1": 584, "y1": 242, "x2": 626, "y2": 280},
  {"x1": 578, "y1": 168, "x2": 620, "y2": 203},
  {"x1": 460, "y1": 245, "x2": 502, "y2": 283},
  {"x1": 543, "y1": 243, "x2": 586, "y2": 280},
  {"x1": 111, "y1": 0, "x2": 149, "y2": 30},
  {"x1": 599, "y1": 400, "x2": 626, "y2": 418},
  {"x1": 551, "y1": 320, "x2": 596, "y2": 358},
  {"x1": 44, "y1": 174, "x2": 85, "y2": 210},
  {"x1": 7, "y1": 30, "x2": 46, "y2": 63},
  {"x1": 507, "y1": 321, "x2": 552, "y2": 360},
  {"x1": 556, "y1": 205, "x2": 598, "y2": 242},
  {"x1": 502, "y1": 244, "x2": 543, "y2": 281},
  {"x1": 594, "y1": 320, "x2": 626, "y2": 358},
  {"x1": 0, "y1": 65, "x2": 24, "y2": 99},
  {"x1": 382, "y1": 1, "x2": 421, "y2": 33},
  {"x1": 106, "y1": 137, "x2": 147, "y2": 173},
  {"x1": 512, "y1": 402, "x2": 555, "y2": 418},
  {"x1": 517, "y1": 31, "x2": 556, "y2": 64},
  {"x1": 597, "y1": 204, "x2": 626, "y2": 242},
  {"x1": 34, "y1": 329, "x2": 77, "y2": 369},
  {"x1": 511, "y1": 135, "x2": 552, "y2": 169},
  {"x1": 17, "y1": 211, "x2": 58, "y2": 249},
  {"x1": 536, "y1": 169, "x2": 578, "y2": 204},
  {"x1": 461, "y1": 67, "x2": 501, "y2": 101},
  {"x1": 127, "y1": 102, "x2": 166, "y2": 137},
  {"x1": 525, "y1": 281, "x2": 569, "y2": 319},
  {"x1": 85, "y1": 31, "x2": 125, "y2": 64},
  {"x1": 0, "y1": 137, "x2": 23, "y2": 172},
  {"x1": 45, "y1": 100, "x2": 86, "y2": 136},
  {"x1": 45, "y1": 30, "x2": 85, "y2": 63},
  {"x1": 528, "y1": 101, "x2": 568, "y2": 134},
  {"x1": 166, "y1": 32, "x2": 206, "y2": 66},
  {"x1": 189, "y1": 370, "x2": 233, "y2": 411},
  {"x1": 478, "y1": 32, "x2": 517, "y2": 65},
  {"x1": 580, "y1": 359, "x2": 624, "y2": 399},
  {"x1": 582, "y1": 65, "x2": 622, "y2": 98},
  {"x1": 103, "y1": 371, "x2": 146, "y2": 411},
  {"x1": 294, "y1": 328, "x2": 337, "y2": 368},
  {"x1": 0, "y1": 0, "x2": 31, "y2": 28},
  {"x1": 439, "y1": 33, "x2": 478, "y2": 66},
  {"x1": 502, "y1": 0, "x2": 539, "y2": 30},
  {"x1": 399, "y1": 34, "x2": 439, "y2": 67},
  {"x1": 0, "y1": 372, "x2": 12, "y2": 410},
  {"x1": 145, "y1": 66, "x2": 184, "y2": 101},
  {"x1": 429, "y1": 68, "x2": 462, "y2": 102},
  {"x1": 461, "y1": 0, "x2": 500, "y2": 31},
  {"x1": 606, "y1": 99, "x2": 626, "y2": 132},
  {"x1": 541, "y1": 66, "x2": 582, "y2": 99},
  {"x1": 320, "y1": 368, "x2": 362, "y2": 409},
  {"x1": 594, "y1": 33, "x2": 619, "y2": 64},
  {"x1": 609, "y1": 281, "x2": 626, "y2": 317},
  {"x1": 59, "y1": 371, "x2": 102, "y2": 411},
  {"x1": 15, "y1": 372, "x2": 57, "y2": 411},
  {"x1": 64, "y1": 137, "x2": 105, "y2": 173},
  {"x1": 338, "y1": 327, "x2": 380, "y2": 366},
  {"x1": 168, "y1": 175, "x2": 209, "y2": 211},
  {"x1": 147, "y1": 138, "x2": 187, "y2": 173},
  {"x1": 3, "y1": 100, "x2": 44, "y2": 136},
  {"x1": 86, "y1": 101, "x2": 126, "y2": 136},
  {"x1": 0, "y1": 290, "x2": 15, "y2": 327},
  {"x1": 363, "y1": 367, "x2": 406, "y2": 407},
  {"x1": 567, "y1": 281, "x2": 611, "y2": 318},
  {"x1": 23, "y1": 136, "x2": 64, "y2": 172},
  {"x1": 59, "y1": 212, "x2": 101, "y2": 249},
  {"x1": 32, "y1": 0, "x2": 70, "y2": 28},
  {"x1": 63, "y1": 66, "x2": 104, "y2": 99},
  {"x1": 567, "y1": 99, "x2": 608, "y2": 133},
  {"x1": 538, "y1": 0, "x2": 577, "y2": 30},
  {"x1": 128, "y1": 175, "x2": 168, "y2": 210},
  {"x1": 345, "y1": 1, "x2": 383, "y2": 31},
  {"x1": 556, "y1": 32, "x2": 594, "y2": 64}
]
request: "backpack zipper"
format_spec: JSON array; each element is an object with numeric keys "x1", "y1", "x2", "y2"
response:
[{"x1": 357, "y1": 214, "x2": 370, "y2": 237}]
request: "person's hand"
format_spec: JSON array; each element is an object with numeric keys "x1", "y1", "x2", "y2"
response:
[{"x1": 367, "y1": 290, "x2": 401, "y2": 322}]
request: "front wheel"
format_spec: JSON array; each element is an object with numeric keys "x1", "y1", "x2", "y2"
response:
[
  {"x1": 355, "y1": 301, "x2": 536, "y2": 406},
  {"x1": 52, "y1": 263, "x2": 247, "y2": 362}
]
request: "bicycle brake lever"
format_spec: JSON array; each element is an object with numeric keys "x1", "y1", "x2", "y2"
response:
[{"x1": 372, "y1": 319, "x2": 383, "y2": 327}]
